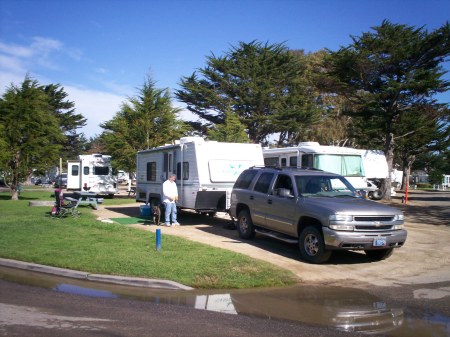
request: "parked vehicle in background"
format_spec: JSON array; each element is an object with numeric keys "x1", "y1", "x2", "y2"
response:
[
  {"x1": 55, "y1": 173, "x2": 68, "y2": 188},
  {"x1": 263, "y1": 142, "x2": 397, "y2": 200},
  {"x1": 67, "y1": 154, "x2": 117, "y2": 196},
  {"x1": 117, "y1": 170, "x2": 130, "y2": 184},
  {"x1": 358, "y1": 149, "x2": 389, "y2": 200},
  {"x1": 263, "y1": 142, "x2": 368, "y2": 191},
  {"x1": 136, "y1": 137, "x2": 264, "y2": 214},
  {"x1": 33, "y1": 177, "x2": 53, "y2": 186},
  {"x1": 229, "y1": 166, "x2": 407, "y2": 263}
]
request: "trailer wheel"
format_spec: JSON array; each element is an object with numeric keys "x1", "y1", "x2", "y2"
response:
[{"x1": 371, "y1": 189, "x2": 384, "y2": 200}]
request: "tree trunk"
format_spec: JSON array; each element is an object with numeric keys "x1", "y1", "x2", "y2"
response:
[
  {"x1": 401, "y1": 155, "x2": 414, "y2": 190},
  {"x1": 401, "y1": 168, "x2": 409, "y2": 191},
  {"x1": 382, "y1": 132, "x2": 395, "y2": 200},
  {"x1": 11, "y1": 188, "x2": 19, "y2": 200}
]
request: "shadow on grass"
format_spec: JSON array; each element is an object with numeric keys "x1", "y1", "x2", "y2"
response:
[{"x1": 0, "y1": 195, "x2": 41, "y2": 201}]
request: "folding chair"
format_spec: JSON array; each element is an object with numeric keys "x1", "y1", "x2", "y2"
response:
[{"x1": 53, "y1": 188, "x2": 80, "y2": 218}]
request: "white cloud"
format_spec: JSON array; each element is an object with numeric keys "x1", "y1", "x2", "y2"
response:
[
  {"x1": 30, "y1": 36, "x2": 62, "y2": 53},
  {"x1": 0, "y1": 70, "x2": 27, "y2": 88},
  {"x1": 0, "y1": 54, "x2": 26, "y2": 73},
  {"x1": 65, "y1": 85, "x2": 126, "y2": 138},
  {"x1": 0, "y1": 41, "x2": 33, "y2": 58}
]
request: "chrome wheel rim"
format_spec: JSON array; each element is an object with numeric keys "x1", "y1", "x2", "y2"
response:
[{"x1": 304, "y1": 233, "x2": 319, "y2": 256}]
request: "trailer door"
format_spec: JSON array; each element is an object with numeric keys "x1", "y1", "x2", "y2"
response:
[
  {"x1": 67, "y1": 161, "x2": 81, "y2": 190},
  {"x1": 163, "y1": 151, "x2": 176, "y2": 179}
]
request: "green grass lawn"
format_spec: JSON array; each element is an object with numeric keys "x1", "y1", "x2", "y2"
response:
[{"x1": 0, "y1": 189, "x2": 298, "y2": 289}]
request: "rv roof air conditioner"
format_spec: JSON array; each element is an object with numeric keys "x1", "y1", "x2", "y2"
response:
[
  {"x1": 298, "y1": 142, "x2": 320, "y2": 147},
  {"x1": 180, "y1": 136, "x2": 205, "y2": 145}
]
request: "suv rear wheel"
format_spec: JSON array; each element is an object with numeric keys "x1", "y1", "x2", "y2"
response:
[
  {"x1": 299, "y1": 226, "x2": 332, "y2": 264},
  {"x1": 237, "y1": 209, "x2": 255, "y2": 239}
]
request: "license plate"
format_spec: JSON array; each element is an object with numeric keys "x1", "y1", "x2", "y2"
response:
[{"x1": 373, "y1": 237, "x2": 386, "y2": 247}]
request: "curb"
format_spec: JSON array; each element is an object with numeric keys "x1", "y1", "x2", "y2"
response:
[{"x1": 0, "y1": 258, "x2": 193, "y2": 291}]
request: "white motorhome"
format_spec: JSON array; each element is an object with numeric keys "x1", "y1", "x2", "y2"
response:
[
  {"x1": 263, "y1": 142, "x2": 368, "y2": 191},
  {"x1": 136, "y1": 137, "x2": 264, "y2": 213},
  {"x1": 67, "y1": 154, "x2": 117, "y2": 196},
  {"x1": 357, "y1": 149, "x2": 390, "y2": 199}
]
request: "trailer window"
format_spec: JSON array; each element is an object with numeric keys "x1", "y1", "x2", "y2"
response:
[
  {"x1": 301, "y1": 154, "x2": 313, "y2": 168},
  {"x1": 177, "y1": 162, "x2": 189, "y2": 180},
  {"x1": 71, "y1": 165, "x2": 79, "y2": 176},
  {"x1": 83, "y1": 166, "x2": 89, "y2": 175},
  {"x1": 264, "y1": 157, "x2": 278, "y2": 167},
  {"x1": 314, "y1": 154, "x2": 364, "y2": 177},
  {"x1": 289, "y1": 156, "x2": 297, "y2": 167},
  {"x1": 94, "y1": 166, "x2": 109, "y2": 175},
  {"x1": 146, "y1": 162, "x2": 156, "y2": 181}
]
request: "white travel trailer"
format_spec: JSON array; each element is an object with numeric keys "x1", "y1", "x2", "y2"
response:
[
  {"x1": 263, "y1": 142, "x2": 368, "y2": 191},
  {"x1": 136, "y1": 137, "x2": 264, "y2": 213},
  {"x1": 67, "y1": 154, "x2": 117, "y2": 196}
]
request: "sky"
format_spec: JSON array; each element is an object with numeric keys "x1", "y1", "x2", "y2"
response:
[{"x1": 1, "y1": 0, "x2": 449, "y2": 138}]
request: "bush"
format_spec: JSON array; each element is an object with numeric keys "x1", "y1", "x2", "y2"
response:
[{"x1": 416, "y1": 183, "x2": 432, "y2": 189}]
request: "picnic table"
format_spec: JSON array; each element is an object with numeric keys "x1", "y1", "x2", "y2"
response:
[{"x1": 66, "y1": 191, "x2": 102, "y2": 210}]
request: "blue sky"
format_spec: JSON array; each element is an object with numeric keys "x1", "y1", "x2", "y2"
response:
[{"x1": 1, "y1": 0, "x2": 449, "y2": 138}]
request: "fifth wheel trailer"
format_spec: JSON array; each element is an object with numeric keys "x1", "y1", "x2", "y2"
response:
[{"x1": 136, "y1": 137, "x2": 264, "y2": 213}]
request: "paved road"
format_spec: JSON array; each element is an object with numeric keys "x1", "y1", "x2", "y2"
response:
[{"x1": 0, "y1": 279, "x2": 358, "y2": 337}]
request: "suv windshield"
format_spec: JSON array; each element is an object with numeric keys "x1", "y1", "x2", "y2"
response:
[{"x1": 295, "y1": 175, "x2": 356, "y2": 197}]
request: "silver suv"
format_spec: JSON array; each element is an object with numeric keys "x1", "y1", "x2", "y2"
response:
[{"x1": 229, "y1": 167, "x2": 407, "y2": 263}]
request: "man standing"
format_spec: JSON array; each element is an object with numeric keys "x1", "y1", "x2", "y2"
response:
[{"x1": 162, "y1": 173, "x2": 179, "y2": 226}]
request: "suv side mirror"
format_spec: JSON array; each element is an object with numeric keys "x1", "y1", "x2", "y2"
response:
[{"x1": 277, "y1": 188, "x2": 294, "y2": 198}]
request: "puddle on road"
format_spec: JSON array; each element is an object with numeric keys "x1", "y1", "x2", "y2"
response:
[{"x1": 1, "y1": 266, "x2": 448, "y2": 336}]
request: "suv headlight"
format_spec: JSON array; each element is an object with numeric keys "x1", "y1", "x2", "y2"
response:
[
  {"x1": 394, "y1": 214, "x2": 404, "y2": 221},
  {"x1": 329, "y1": 214, "x2": 354, "y2": 231},
  {"x1": 329, "y1": 224, "x2": 354, "y2": 231},
  {"x1": 392, "y1": 224, "x2": 404, "y2": 230},
  {"x1": 329, "y1": 214, "x2": 353, "y2": 222}
]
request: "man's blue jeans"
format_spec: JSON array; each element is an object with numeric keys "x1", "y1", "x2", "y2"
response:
[{"x1": 164, "y1": 202, "x2": 177, "y2": 224}]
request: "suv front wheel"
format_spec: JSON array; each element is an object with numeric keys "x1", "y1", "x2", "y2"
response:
[
  {"x1": 299, "y1": 226, "x2": 332, "y2": 264},
  {"x1": 237, "y1": 209, "x2": 255, "y2": 239}
]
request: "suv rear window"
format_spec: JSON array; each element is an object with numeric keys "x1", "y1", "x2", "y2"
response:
[
  {"x1": 253, "y1": 172, "x2": 274, "y2": 193},
  {"x1": 234, "y1": 170, "x2": 258, "y2": 189}
]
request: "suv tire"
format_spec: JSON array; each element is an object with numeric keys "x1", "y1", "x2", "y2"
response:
[
  {"x1": 299, "y1": 226, "x2": 332, "y2": 264},
  {"x1": 237, "y1": 209, "x2": 255, "y2": 239}
]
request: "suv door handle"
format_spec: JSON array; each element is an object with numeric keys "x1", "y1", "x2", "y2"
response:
[
  {"x1": 249, "y1": 196, "x2": 254, "y2": 200},
  {"x1": 267, "y1": 199, "x2": 272, "y2": 204}
]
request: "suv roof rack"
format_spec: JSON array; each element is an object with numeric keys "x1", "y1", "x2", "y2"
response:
[
  {"x1": 248, "y1": 166, "x2": 324, "y2": 172},
  {"x1": 249, "y1": 165, "x2": 283, "y2": 170}
]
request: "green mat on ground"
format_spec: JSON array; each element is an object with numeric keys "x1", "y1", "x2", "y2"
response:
[{"x1": 110, "y1": 217, "x2": 153, "y2": 225}]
